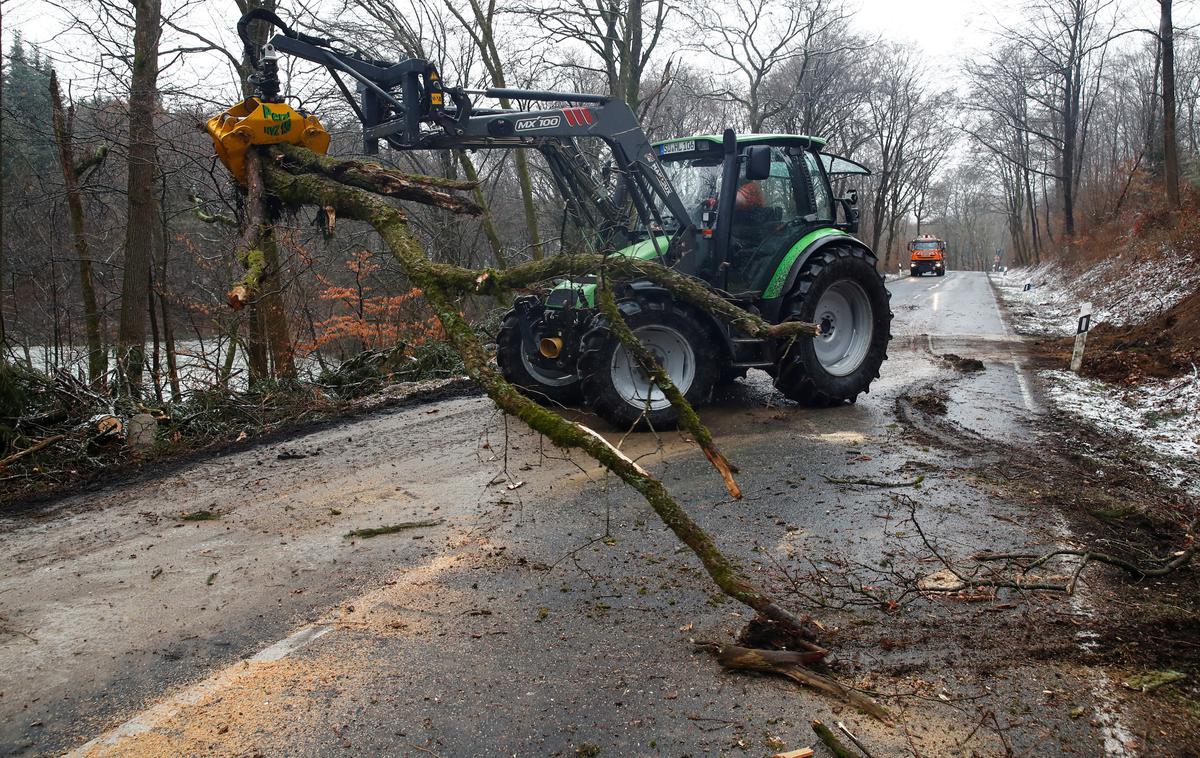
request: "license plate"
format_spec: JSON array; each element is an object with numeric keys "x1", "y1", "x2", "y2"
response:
[{"x1": 659, "y1": 141, "x2": 695, "y2": 155}]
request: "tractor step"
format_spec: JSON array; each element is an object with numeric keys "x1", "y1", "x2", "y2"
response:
[{"x1": 727, "y1": 335, "x2": 773, "y2": 367}]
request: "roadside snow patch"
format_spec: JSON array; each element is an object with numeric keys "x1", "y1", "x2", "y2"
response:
[
  {"x1": 1041, "y1": 369, "x2": 1200, "y2": 494},
  {"x1": 994, "y1": 251, "x2": 1200, "y2": 337},
  {"x1": 991, "y1": 265, "x2": 1080, "y2": 336}
]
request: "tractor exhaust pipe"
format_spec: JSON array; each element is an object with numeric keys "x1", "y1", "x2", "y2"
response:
[{"x1": 539, "y1": 336, "x2": 564, "y2": 358}]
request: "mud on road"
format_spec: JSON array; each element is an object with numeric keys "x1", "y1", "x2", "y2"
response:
[{"x1": 2, "y1": 271, "x2": 1196, "y2": 757}]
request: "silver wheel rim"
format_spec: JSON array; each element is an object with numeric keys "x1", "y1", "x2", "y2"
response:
[
  {"x1": 610, "y1": 325, "x2": 695, "y2": 411},
  {"x1": 520, "y1": 348, "x2": 577, "y2": 387},
  {"x1": 813, "y1": 280, "x2": 873, "y2": 377}
]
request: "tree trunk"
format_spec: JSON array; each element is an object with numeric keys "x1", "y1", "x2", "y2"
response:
[
  {"x1": 115, "y1": 0, "x2": 162, "y2": 394},
  {"x1": 1160, "y1": 0, "x2": 1180, "y2": 208},
  {"x1": 147, "y1": 267, "x2": 163, "y2": 402},
  {"x1": 453, "y1": 0, "x2": 544, "y2": 259},
  {"x1": 258, "y1": 229, "x2": 295, "y2": 377},
  {"x1": 155, "y1": 185, "x2": 181, "y2": 401},
  {"x1": 455, "y1": 150, "x2": 507, "y2": 268},
  {"x1": 1, "y1": 56, "x2": 7, "y2": 351},
  {"x1": 49, "y1": 72, "x2": 106, "y2": 386},
  {"x1": 247, "y1": 304, "x2": 269, "y2": 382}
]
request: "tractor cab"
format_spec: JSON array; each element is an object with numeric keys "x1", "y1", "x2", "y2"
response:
[{"x1": 647, "y1": 136, "x2": 869, "y2": 300}]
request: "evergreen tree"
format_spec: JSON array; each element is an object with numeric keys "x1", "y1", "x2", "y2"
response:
[{"x1": 2, "y1": 34, "x2": 58, "y2": 187}]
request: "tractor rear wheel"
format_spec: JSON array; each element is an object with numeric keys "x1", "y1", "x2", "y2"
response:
[
  {"x1": 496, "y1": 308, "x2": 582, "y2": 405},
  {"x1": 775, "y1": 245, "x2": 892, "y2": 407},
  {"x1": 579, "y1": 296, "x2": 720, "y2": 430}
]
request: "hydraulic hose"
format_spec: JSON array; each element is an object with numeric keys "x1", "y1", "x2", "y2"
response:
[{"x1": 237, "y1": 9, "x2": 329, "y2": 65}]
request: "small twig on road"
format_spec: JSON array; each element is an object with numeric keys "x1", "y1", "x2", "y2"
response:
[
  {"x1": 836, "y1": 721, "x2": 876, "y2": 758},
  {"x1": 344, "y1": 518, "x2": 445, "y2": 539},
  {"x1": 900, "y1": 491, "x2": 1196, "y2": 594},
  {"x1": 408, "y1": 742, "x2": 447, "y2": 758},
  {"x1": 823, "y1": 474, "x2": 925, "y2": 488},
  {"x1": 812, "y1": 719, "x2": 865, "y2": 758}
]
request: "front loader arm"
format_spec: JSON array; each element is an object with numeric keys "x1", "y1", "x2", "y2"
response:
[{"x1": 238, "y1": 11, "x2": 698, "y2": 263}]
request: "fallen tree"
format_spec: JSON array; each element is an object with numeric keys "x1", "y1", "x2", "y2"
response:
[{"x1": 228, "y1": 144, "x2": 889, "y2": 717}]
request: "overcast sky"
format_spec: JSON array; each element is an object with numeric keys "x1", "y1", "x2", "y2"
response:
[{"x1": 2, "y1": 0, "x2": 1193, "y2": 100}]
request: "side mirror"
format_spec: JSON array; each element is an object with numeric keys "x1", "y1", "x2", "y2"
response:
[
  {"x1": 845, "y1": 188, "x2": 858, "y2": 206},
  {"x1": 744, "y1": 146, "x2": 771, "y2": 180}
]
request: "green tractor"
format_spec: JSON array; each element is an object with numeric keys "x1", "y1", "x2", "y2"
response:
[
  {"x1": 497, "y1": 135, "x2": 891, "y2": 429},
  {"x1": 235, "y1": 11, "x2": 891, "y2": 429}
]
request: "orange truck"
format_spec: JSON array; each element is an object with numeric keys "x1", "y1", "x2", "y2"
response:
[{"x1": 908, "y1": 234, "x2": 946, "y2": 277}]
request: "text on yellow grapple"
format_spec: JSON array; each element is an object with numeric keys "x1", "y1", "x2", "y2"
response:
[{"x1": 206, "y1": 98, "x2": 331, "y2": 184}]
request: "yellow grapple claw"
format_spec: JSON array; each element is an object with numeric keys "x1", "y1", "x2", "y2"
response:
[{"x1": 206, "y1": 98, "x2": 331, "y2": 184}]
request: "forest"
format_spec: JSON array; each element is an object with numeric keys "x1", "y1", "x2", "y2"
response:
[{"x1": 0, "y1": 0, "x2": 1196, "y2": 408}]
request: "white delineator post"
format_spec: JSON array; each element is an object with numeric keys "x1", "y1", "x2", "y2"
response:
[{"x1": 1070, "y1": 302, "x2": 1093, "y2": 373}]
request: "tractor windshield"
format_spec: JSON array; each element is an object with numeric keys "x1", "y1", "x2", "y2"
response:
[
  {"x1": 655, "y1": 158, "x2": 723, "y2": 228},
  {"x1": 652, "y1": 149, "x2": 827, "y2": 228}
]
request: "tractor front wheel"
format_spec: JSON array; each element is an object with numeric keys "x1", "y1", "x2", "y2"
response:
[
  {"x1": 579, "y1": 296, "x2": 720, "y2": 430},
  {"x1": 496, "y1": 308, "x2": 582, "y2": 405},
  {"x1": 775, "y1": 246, "x2": 892, "y2": 406}
]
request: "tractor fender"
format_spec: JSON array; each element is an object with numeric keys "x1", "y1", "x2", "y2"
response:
[
  {"x1": 759, "y1": 232, "x2": 876, "y2": 322},
  {"x1": 617, "y1": 280, "x2": 735, "y2": 362}
]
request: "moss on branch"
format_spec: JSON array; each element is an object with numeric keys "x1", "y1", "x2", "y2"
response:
[
  {"x1": 273, "y1": 144, "x2": 482, "y2": 215},
  {"x1": 260, "y1": 160, "x2": 824, "y2": 651}
]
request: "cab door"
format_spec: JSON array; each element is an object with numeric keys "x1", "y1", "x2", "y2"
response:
[{"x1": 724, "y1": 147, "x2": 831, "y2": 295}]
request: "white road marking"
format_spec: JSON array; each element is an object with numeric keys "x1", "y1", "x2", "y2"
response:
[
  {"x1": 67, "y1": 550, "x2": 463, "y2": 755},
  {"x1": 1012, "y1": 360, "x2": 1037, "y2": 412},
  {"x1": 993, "y1": 274, "x2": 1134, "y2": 757},
  {"x1": 65, "y1": 624, "x2": 334, "y2": 756}
]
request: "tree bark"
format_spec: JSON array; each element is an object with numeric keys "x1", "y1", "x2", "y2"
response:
[
  {"x1": 115, "y1": 0, "x2": 162, "y2": 394},
  {"x1": 49, "y1": 72, "x2": 106, "y2": 386},
  {"x1": 0, "y1": 51, "x2": 5, "y2": 351},
  {"x1": 258, "y1": 227, "x2": 295, "y2": 378},
  {"x1": 155, "y1": 181, "x2": 181, "y2": 401}
]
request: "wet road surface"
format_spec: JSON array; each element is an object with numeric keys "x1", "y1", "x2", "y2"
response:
[{"x1": 1, "y1": 271, "x2": 1134, "y2": 757}]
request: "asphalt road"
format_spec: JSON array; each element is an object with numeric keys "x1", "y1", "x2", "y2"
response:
[{"x1": 0, "y1": 271, "x2": 1135, "y2": 757}]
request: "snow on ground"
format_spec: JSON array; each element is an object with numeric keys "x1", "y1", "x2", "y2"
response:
[
  {"x1": 1075, "y1": 243, "x2": 1200, "y2": 327},
  {"x1": 992, "y1": 263, "x2": 1081, "y2": 336},
  {"x1": 993, "y1": 260, "x2": 1200, "y2": 495},
  {"x1": 1041, "y1": 369, "x2": 1200, "y2": 495},
  {"x1": 993, "y1": 246, "x2": 1200, "y2": 338}
]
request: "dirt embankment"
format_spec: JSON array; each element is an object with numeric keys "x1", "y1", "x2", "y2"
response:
[
  {"x1": 1080, "y1": 286, "x2": 1200, "y2": 384},
  {"x1": 1043, "y1": 197, "x2": 1200, "y2": 385}
]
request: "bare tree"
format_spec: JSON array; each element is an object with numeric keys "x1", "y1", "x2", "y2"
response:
[
  {"x1": 439, "y1": 0, "x2": 546, "y2": 259},
  {"x1": 859, "y1": 45, "x2": 951, "y2": 270},
  {"x1": 691, "y1": 0, "x2": 854, "y2": 133},
  {"x1": 519, "y1": 0, "x2": 673, "y2": 114},
  {"x1": 49, "y1": 71, "x2": 107, "y2": 385},
  {"x1": 1000, "y1": 0, "x2": 1117, "y2": 239},
  {"x1": 964, "y1": 43, "x2": 1048, "y2": 263},
  {"x1": 1159, "y1": 0, "x2": 1180, "y2": 207},
  {"x1": 115, "y1": 0, "x2": 162, "y2": 393}
]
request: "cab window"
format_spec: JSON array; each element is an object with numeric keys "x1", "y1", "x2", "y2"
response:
[{"x1": 803, "y1": 151, "x2": 833, "y2": 221}]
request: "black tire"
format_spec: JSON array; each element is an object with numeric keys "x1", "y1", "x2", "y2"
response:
[
  {"x1": 496, "y1": 308, "x2": 582, "y2": 405},
  {"x1": 909, "y1": 268, "x2": 919, "y2": 277},
  {"x1": 936, "y1": 269, "x2": 946, "y2": 277},
  {"x1": 579, "y1": 295, "x2": 720, "y2": 430},
  {"x1": 774, "y1": 245, "x2": 892, "y2": 407}
]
